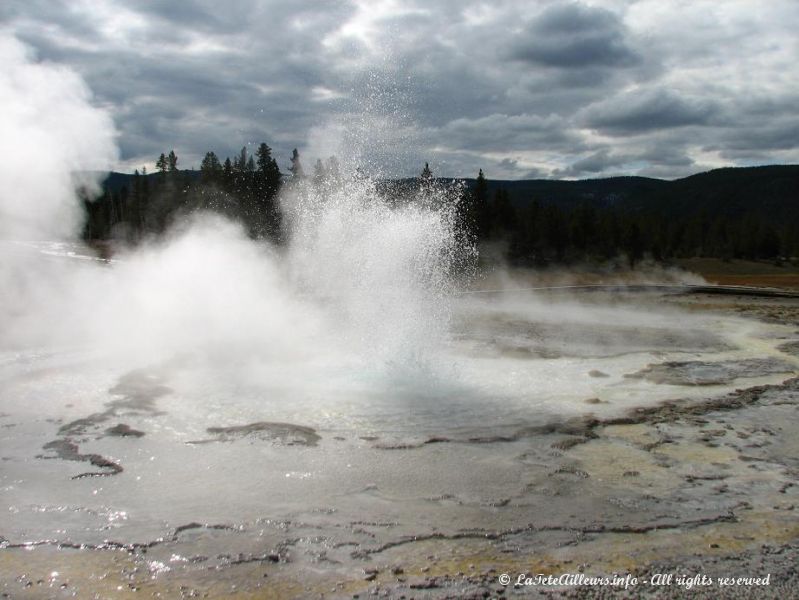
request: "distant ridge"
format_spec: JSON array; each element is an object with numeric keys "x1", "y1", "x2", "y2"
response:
[
  {"x1": 464, "y1": 165, "x2": 799, "y2": 222},
  {"x1": 98, "y1": 164, "x2": 799, "y2": 222}
]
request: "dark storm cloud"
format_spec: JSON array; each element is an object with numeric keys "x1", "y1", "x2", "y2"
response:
[
  {"x1": 508, "y1": 2, "x2": 640, "y2": 69},
  {"x1": 0, "y1": 1, "x2": 98, "y2": 41},
  {"x1": 436, "y1": 113, "x2": 582, "y2": 153},
  {"x1": 556, "y1": 142, "x2": 699, "y2": 180},
  {"x1": 581, "y1": 88, "x2": 718, "y2": 134},
  {"x1": 718, "y1": 121, "x2": 799, "y2": 156},
  {"x1": 3, "y1": 0, "x2": 356, "y2": 170},
  {"x1": 2, "y1": 0, "x2": 798, "y2": 178},
  {"x1": 706, "y1": 96, "x2": 799, "y2": 158},
  {"x1": 562, "y1": 150, "x2": 625, "y2": 175},
  {"x1": 132, "y1": 0, "x2": 238, "y2": 32}
]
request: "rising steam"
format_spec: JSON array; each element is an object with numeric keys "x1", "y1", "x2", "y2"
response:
[
  {"x1": 0, "y1": 33, "x2": 117, "y2": 240},
  {"x1": 0, "y1": 33, "x2": 472, "y2": 381}
]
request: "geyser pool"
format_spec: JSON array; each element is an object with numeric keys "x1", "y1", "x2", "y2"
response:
[
  {"x1": 2, "y1": 177, "x2": 798, "y2": 549},
  {"x1": 2, "y1": 30, "x2": 799, "y2": 595},
  {"x1": 2, "y1": 177, "x2": 798, "y2": 591},
  {"x1": 2, "y1": 251, "x2": 797, "y2": 543}
]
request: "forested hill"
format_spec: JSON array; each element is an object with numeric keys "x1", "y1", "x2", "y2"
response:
[
  {"x1": 86, "y1": 162, "x2": 799, "y2": 264},
  {"x1": 474, "y1": 165, "x2": 799, "y2": 222},
  {"x1": 100, "y1": 164, "x2": 799, "y2": 223}
]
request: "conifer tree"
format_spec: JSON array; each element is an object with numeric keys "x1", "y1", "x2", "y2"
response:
[
  {"x1": 235, "y1": 147, "x2": 248, "y2": 172},
  {"x1": 289, "y1": 148, "x2": 304, "y2": 179},
  {"x1": 474, "y1": 169, "x2": 489, "y2": 238},
  {"x1": 256, "y1": 143, "x2": 272, "y2": 173},
  {"x1": 313, "y1": 159, "x2": 326, "y2": 187},
  {"x1": 200, "y1": 152, "x2": 222, "y2": 183},
  {"x1": 167, "y1": 150, "x2": 178, "y2": 171},
  {"x1": 222, "y1": 157, "x2": 233, "y2": 190},
  {"x1": 131, "y1": 169, "x2": 141, "y2": 230},
  {"x1": 419, "y1": 162, "x2": 433, "y2": 196},
  {"x1": 255, "y1": 142, "x2": 281, "y2": 197},
  {"x1": 420, "y1": 162, "x2": 433, "y2": 182}
]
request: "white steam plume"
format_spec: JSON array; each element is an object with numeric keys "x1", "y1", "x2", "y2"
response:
[
  {"x1": 0, "y1": 33, "x2": 469, "y2": 385},
  {"x1": 0, "y1": 32, "x2": 117, "y2": 240}
]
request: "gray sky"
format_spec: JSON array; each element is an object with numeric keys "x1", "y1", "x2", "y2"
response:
[{"x1": 3, "y1": 0, "x2": 798, "y2": 179}]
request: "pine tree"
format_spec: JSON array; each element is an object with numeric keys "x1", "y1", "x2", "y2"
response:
[
  {"x1": 313, "y1": 159, "x2": 326, "y2": 187},
  {"x1": 419, "y1": 162, "x2": 434, "y2": 197},
  {"x1": 289, "y1": 148, "x2": 304, "y2": 179},
  {"x1": 156, "y1": 153, "x2": 167, "y2": 175},
  {"x1": 492, "y1": 189, "x2": 515, "y2": 234},
  {"x1": 542, "y1": 205, "x2": 568, "y2": 262},
  {"x1": 119, "y1": 185, "x2": 129, "y2": 224},
  {"x1": 508, "y1": 200, "x2": 540, "y2": 265},
  {"x1": 256, "y1": 143, "x2": 281, "y2": 198},
  {"x1": 131, "y1": 169, "x2": 141, "y2": 231},
  {"x1": 255, "y1": 143, "x2": 273, "y2": 173},
  {"x1": 420, "y1": 162, "x2": 433, "y2": 182},
  {"x1": 222, "y1": 157, "x2": 233, "y2": 191},
  {"x1": 474, "y1": 169, "x2": 489, "y2": 238},
  {"x1": 200, "y1": 151, "x2": 222, "y2": 184},
  {"x1": 569, "y1": 204, "x2": 597, "y2": 254},
  {"x1": 141, "y1": 166, "x2": 149, "y2": 212},
  {"x1": 623, "y1": 220, "x2": 644, "y2": 267},
  {"x1": 167, "y1": 150, "x2": 178, "y2": 172},
  {"x1": 235, "y1": 147, "x2": 248, "y2": 172},
  {"x1": 759, "y1": 223, "x2": 781, "y2": 258}
]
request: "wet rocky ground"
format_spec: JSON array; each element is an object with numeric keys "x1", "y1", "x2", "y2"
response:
[{"x1": 2, "y1": 291, "x2": 799, "y2": 599}]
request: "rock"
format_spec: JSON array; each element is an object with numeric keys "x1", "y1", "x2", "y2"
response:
[
  {"x1": 106, "y1": 423, "x2": 145, "y2": 437},
  {"x1": 550, "y1": 465, "x2": 590, "y2": 479},
  {"x1": 551, "y1": 437, "x2": 588, "y2": 450},
  {"x1": 410, "y1": 578, "x2": 439, "y2": 589},
  {"x1": 188, "y1": 422, "x2": 321, "y2": 446},
  {"x1": 584, "y1": 397, "x2": 605, "y2": 404},
  {"x1": 624, "y1": 358, "x2": 794, "y2": 386}
]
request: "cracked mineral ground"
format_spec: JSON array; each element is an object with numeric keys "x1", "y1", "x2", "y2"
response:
[{"x1": 2, "y1": 289, "x2": 799, "y2": 599}]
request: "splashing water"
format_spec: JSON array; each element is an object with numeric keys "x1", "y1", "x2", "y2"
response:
[
  {"x1": 282, "y1": 173, "x2": 474, "y2": 370},
  {"x1": 0, "y1": 30, "x2": 476, "y2": 389},
  {"x1": 0, "y1": 31, "x2": 790, "y2": 433}
]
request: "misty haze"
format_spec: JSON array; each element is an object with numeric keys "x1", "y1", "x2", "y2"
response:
[{"x1": 1, "y1": 2, "x2": 799, "y2": 599}]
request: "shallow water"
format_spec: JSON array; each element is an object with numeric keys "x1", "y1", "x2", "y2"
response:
[{"x1": 1, "y1": 285, "x2": 797, "y2": 555}]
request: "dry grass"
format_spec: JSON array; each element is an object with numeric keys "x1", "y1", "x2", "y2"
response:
[
  {"x1": 677, "y1": 258, "x2": 799, "y2": 289},
  {"x1": 474, "y1": 258, "x2": 799, "y2": 291}
]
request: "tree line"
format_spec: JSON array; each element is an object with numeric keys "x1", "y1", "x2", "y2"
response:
[
  {"x1": 83, "y1": 143, "x2": 286, "y2": 242},
  {"x1": 82, "y1": 153, "x2": 797, "y2": 265},
  {"x1": 463, "y1": 169, "x2": 796, "y2": 266}
]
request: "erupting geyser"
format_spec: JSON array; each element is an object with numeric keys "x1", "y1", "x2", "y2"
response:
[
  {"x1": 2, "y1": 31, "x2": 798, "y2": 599},
  {"x1": 0, "y1": 31, "x2": 474, "y2": 379}
]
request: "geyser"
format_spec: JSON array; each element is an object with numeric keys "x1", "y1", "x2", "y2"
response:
[
  {"x1": 0, "y1": 30, "x2": 473, "y2": 378},
  {"x1": 0, "y1": 31, "x2": 794, "y2": 441},
  {"x1": 2, "y1": 32, "x2": 798, "y2": 599}
]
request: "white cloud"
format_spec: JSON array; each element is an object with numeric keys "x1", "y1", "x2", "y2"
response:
[{"x1": 1, "y1": 0, "x2": 797, "y2": 179}]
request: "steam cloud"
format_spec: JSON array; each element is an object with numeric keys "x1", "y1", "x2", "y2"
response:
[
  {"x1": 0, "y1": 33, "x2": 118, "y2": 240},
  {"x1": 0, "y1": 32, "x2": 467, "y2": 381}
]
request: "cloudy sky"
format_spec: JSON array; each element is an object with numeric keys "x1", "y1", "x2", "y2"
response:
[{"x1": 3, "y1": 0, "x2": 798, "y2": 179}]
